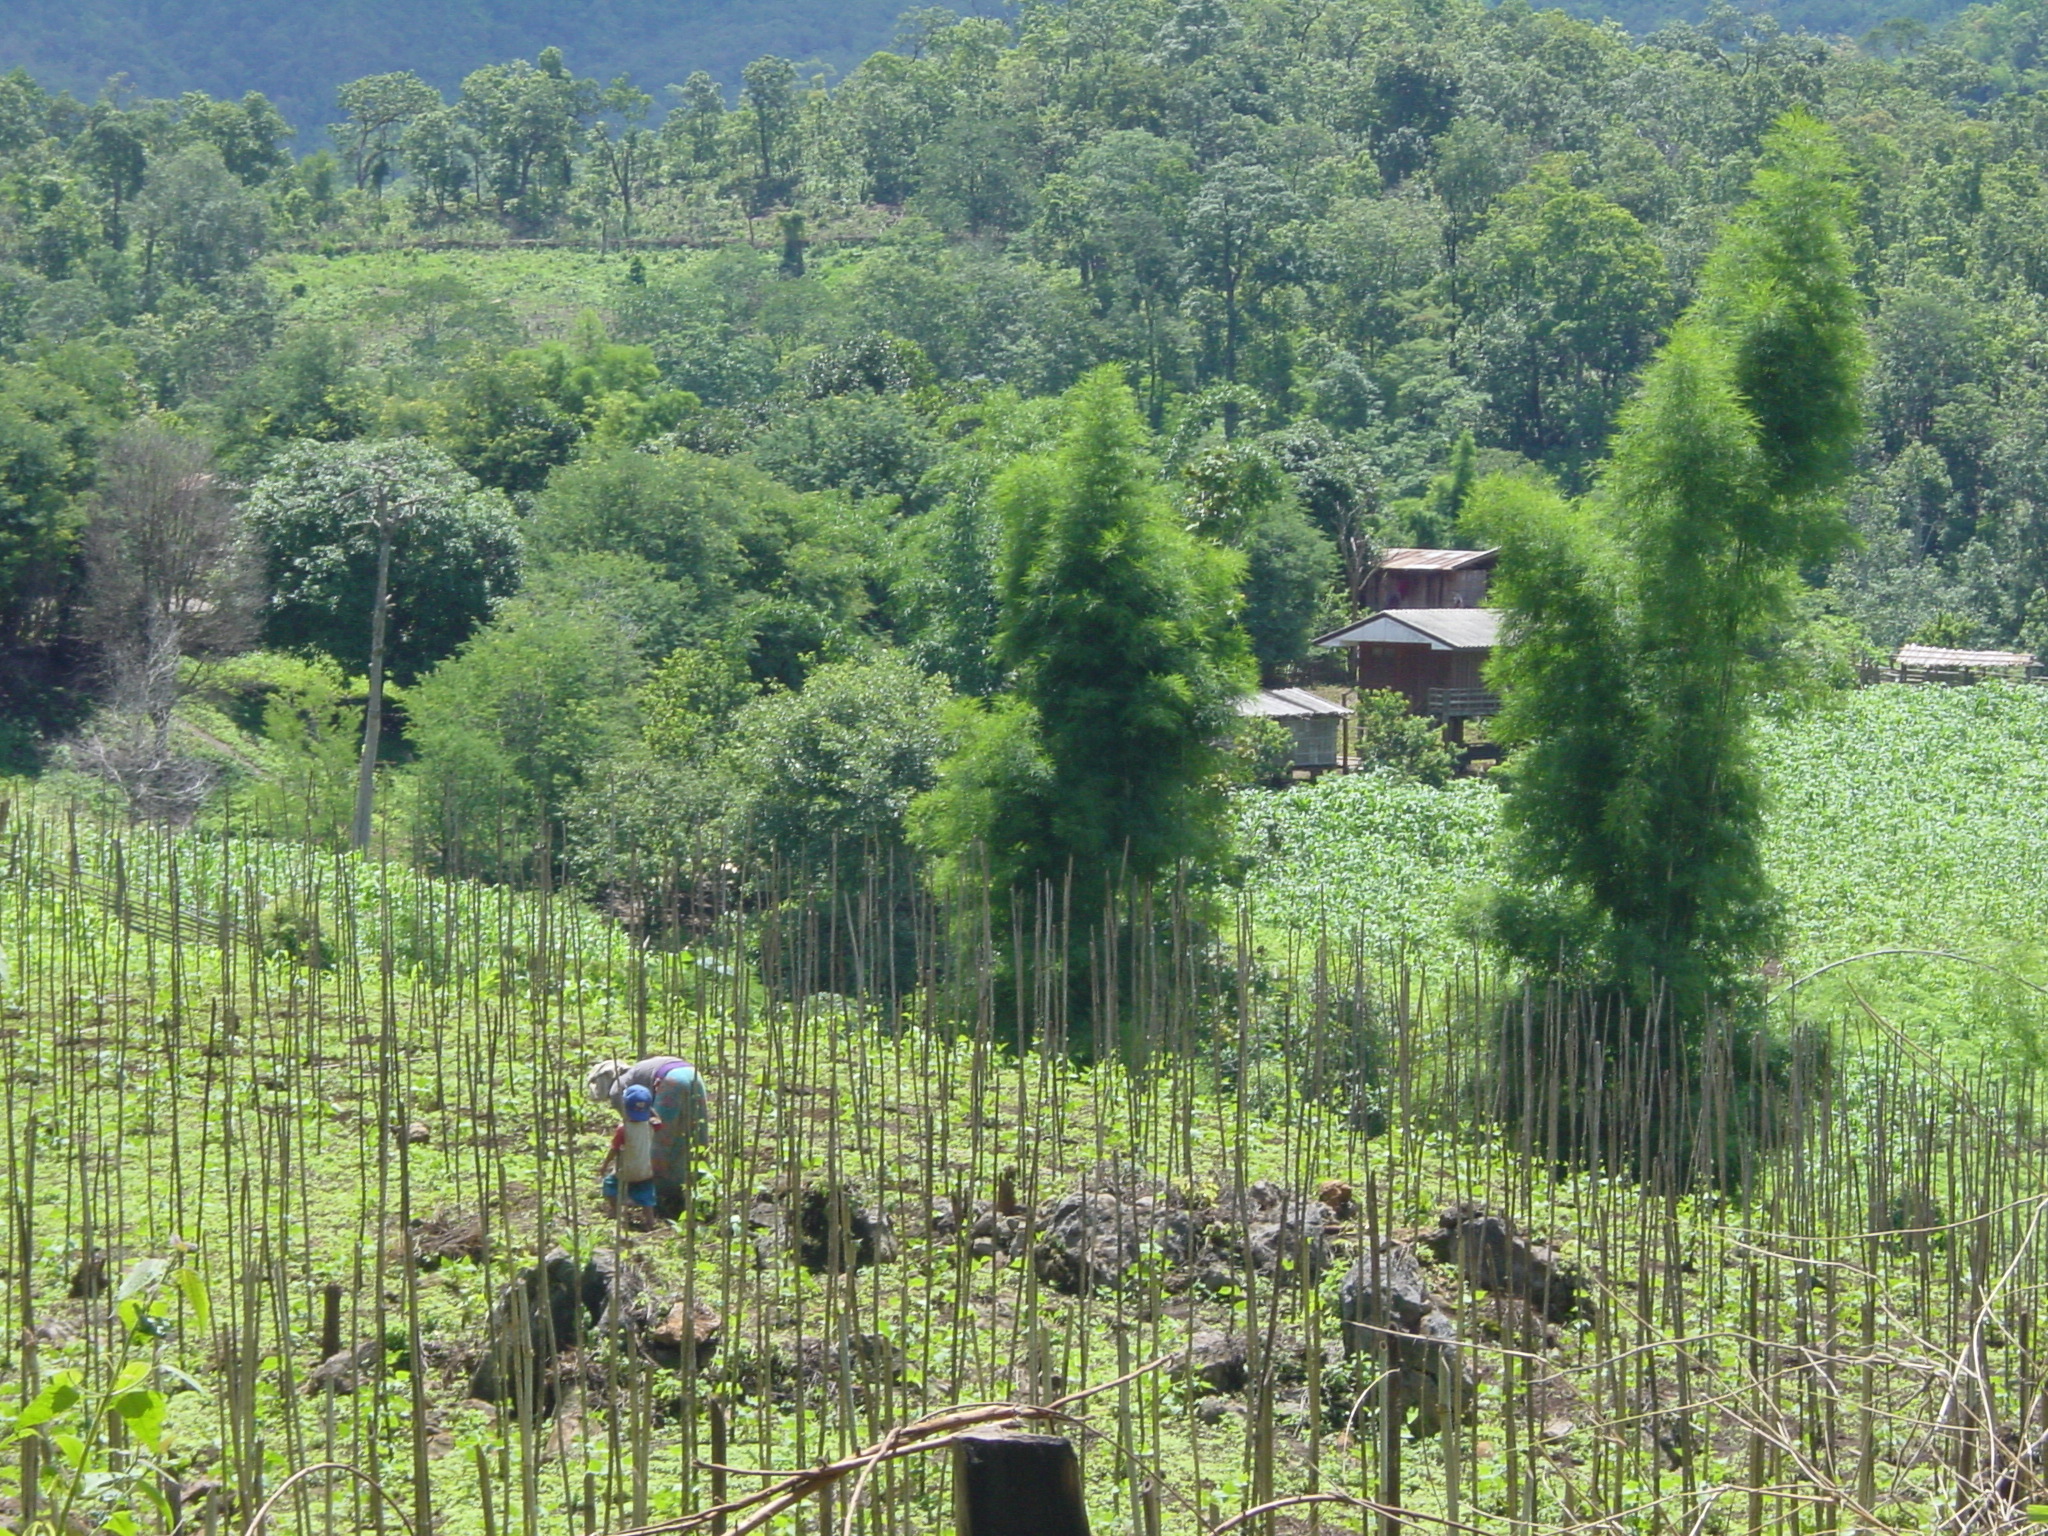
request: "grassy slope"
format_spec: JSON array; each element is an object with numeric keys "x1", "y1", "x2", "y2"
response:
[{"x1": 273, "y1": 248, "x2": 626, "y2": 375}]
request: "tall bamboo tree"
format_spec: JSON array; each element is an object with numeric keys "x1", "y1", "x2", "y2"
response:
[
  {"x1": 1471, "y1": 113, "x2": 1868, "y2": 1026},
  {"x1": 912, "y1": 366, "x2": 1253, "y2": 1036}
]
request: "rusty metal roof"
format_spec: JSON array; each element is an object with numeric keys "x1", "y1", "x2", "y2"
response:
[
  {"x1": 1314, "y1": 608, "x2": 1502, "y2": 651},
  {"x1": 1373, "y1": 547, "x2": 1499, "y2": 572},
  {"x1": 1235, "y1": 687, "x2": 1352, "y2": 719},
  {"x1": 1895, "y1": 644, "x2": 2035, "y2": 669}
]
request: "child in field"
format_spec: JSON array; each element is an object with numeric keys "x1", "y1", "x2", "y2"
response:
[
  {"x1": 598, "y1": 1084, "x2": 660, "y2": 1222},
  {"x1": 588, "y1": 1055, "x2": 709, "y2": 1217}
]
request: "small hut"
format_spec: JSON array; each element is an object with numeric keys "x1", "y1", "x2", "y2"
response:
[
  {"x1": 1313, "y1": 608, "x2": 1501, "y2": 721},
  {"x1": 1886, "y1": 643, "x2": 2036, "y2": 684},
  {"x1": 1235, "y1": 687, "x2": 1351, "y2": 771},
  {"x1": 1361, "y1": 548, "x2": 1498, "y2": 612}
]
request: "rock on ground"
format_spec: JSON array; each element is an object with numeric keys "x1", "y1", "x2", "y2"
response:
[
  {"x1": 1337, "y1": 1241, "x2": 1473, "y2": 1437},
  {"x1": 751, "y1": 1181, "x2": 896, "y2": 1273},
  {"x1": 1211, "y1": 1181, "x2": 1332, "y2": 1286},
  {"x1": 467, "y1": 1250, "x2": 580, "y2": 1404},
  {"x1": 1031, "y1": 1162, "x2": 1201, "y2": 1296},
  {"x1": 1420, "y1": 1201, "x2": 1581, "y2": 1322}
]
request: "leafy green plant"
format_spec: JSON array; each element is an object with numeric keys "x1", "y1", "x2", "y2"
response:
[{"x1": 2, "y1": 1259, "x2": 209, "y2": 1536}]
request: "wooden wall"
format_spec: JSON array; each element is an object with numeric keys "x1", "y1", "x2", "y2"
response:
[{"x1": 1353, "y1": 644, "x2": 1487, "y2": 713}]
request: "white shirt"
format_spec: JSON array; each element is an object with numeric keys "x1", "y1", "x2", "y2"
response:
[{"x1": 618, "y1": 1119, "x2": 655, "y2": 1182}]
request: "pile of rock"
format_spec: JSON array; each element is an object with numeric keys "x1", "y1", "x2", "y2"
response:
[
  {"x1": 749, "y1": 1181, "x2": 897, "y2": 1273},
  {"x1": 1337, "y1": 1241, "x2": 1472, "y2": 1437},
  {"x1": 1208, "y1": 1181, "x2": 1333, "y2": 1287},
  {"x1": 1026, "y1": 1163, "x2": 1341, "y2": 1296},
  {"x1": 1030, "y1": 1162, "x2": 1203, "y2": 1296},
  {"x1": 463, "y1": 1247, "x2": 721, "y2": 1409},
  {"x1": 929, "y1": 1197, "x2": 1029, "y2": 1261}
]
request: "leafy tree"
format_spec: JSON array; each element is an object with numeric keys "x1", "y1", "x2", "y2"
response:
[
  {"x1": 888, "y1": 389, "x2": 1065, "y2": 696},
  {"x1": 1350, "y1": 689, "x2": 1456, "y2": 783},
  {"x1": 528, "y1": 446, "x2": 882, "y2": 684},
  {"x1": 1464, "y1": 162, "x2": 1671, "y2": 477},
  {"x1": 587, "y1": 76, "x2": 655, "y2": 246},
  {"x1": 455, "y1": 49, "x2": 594, "y2": 228},
  {"x1": 332, "y1": 71, "x2": 441, "y2": 193},
  {"x1": 0, "y1": 364, "x2": 98, "y2": 754},
  {"x1": 1366, "y1": 52, "x2": 1461, "y2": 185},
  {"x1": 398, "y1": 105, "x2": 480, "y2": 216},
  {"x1": 722, "y1": 651, "x2": 952, "y2": 869},
  {"x1": 435, "y1": 320, "x2": 696, "y2": 491},
  {"x1": 176, "y1": 91, "x2": 293, "y2": 185},
  {"x1": 912, "y1": 366, "x2": 1254, "y2": 949},
  {"x1": 76, "y1": 106, "x2": 149, "y2": 222},
  {"x1": 1386, "y1": 431, "x2": 1480, "y2": 546},
  {"x1": 1183, "y1": 157, "x2": 1303, "y2": 397},
  {"x1": 219, "y1": 326, "x2": 377, "y2": 466},
  {"x1": 1470, "y1": 114, "x2": 1867, "y2": 1025},
  {"x1": 406, "y1": 596, "x2": 642, "y2": 876},
  {"x1": 749, "y1": 394, "x2": 937, "y2": 510},
  {"x1": 639, "y1": 643, "x2": 755, "y2": 763},
  {"x1": 1180, "y1": 441, "x2": 1338, "y2": 676},
  {"x1": 129, "y1": 144, "x2": 266, "y2": 295},
  {"x1": 245, "y1": 439, "x2": 522, "y2": 845},
  {"x1": 913, "y1": 111, "x2": 1035, "y2": 236},
  {"x1": 248, "y1": 439, "x2": 522, "y2": 685},
  {"x1": 739, "y1": 55, "x2": 800, "y2": 209},
  {"x1": 434, "y1": 350, "x2": 581, "y2": 492},
  {"x1": 836, "y1": 51, "x2": 949, "y2": 205},
  {"x1": 663, "y1": 71, "x2": 727, "y2": 182}
]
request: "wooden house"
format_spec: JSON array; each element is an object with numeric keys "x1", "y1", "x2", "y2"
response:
[
  {"x1": 1234, "y1": 687, "x2": 1351, "y2": 770},
  {"x1": 1312, "y1": 608, "x2": 1501, "y2": 720},
  {"x1": 1361, "y1": 547, "x2": 1498, "y2": 612}
]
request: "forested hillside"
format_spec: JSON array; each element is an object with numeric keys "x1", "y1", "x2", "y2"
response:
[
  {"x1": 0, "y1": 0, "x2": 1008, "y2": 141},
  {"x1": 0, "y1": 0, "x2": 1987, "y2": 139},
  {"x1": 5, "y1": 0, "x2": 2048, "y2": 888}
]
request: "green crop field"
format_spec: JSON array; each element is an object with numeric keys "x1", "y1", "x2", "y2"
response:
[{"x1": 1241, "y1": 682, "x2": 2048, "y2": 1056}]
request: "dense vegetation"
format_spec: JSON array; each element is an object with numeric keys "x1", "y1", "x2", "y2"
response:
[
  {"x1": 11, "y1": 2, "x2": 2048, "y2": 1531},
  {"x1": 0, "y1": 0, "x2": 2039, "y2": 752},
  {"x1": 0, "y1": 0, "x2": 2006, "y2": 147}
]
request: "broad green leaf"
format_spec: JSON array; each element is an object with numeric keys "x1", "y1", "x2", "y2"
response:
[
  {"x1": 10, "y1": 1373, "x2": 81, "y2": 1436},
  {"x1": 112, "y1": 1387, "x2": 166, "y2": 1452},
  {"x1": 114, "y1": 1257, "x2": 169, "y2": 1303},
  {"x1": 51, "y1": 1431, "x2": 87, "y2": 1472},
  {"x1": 172, "y1": 1266, "x2": 211, "y2": 1336}
]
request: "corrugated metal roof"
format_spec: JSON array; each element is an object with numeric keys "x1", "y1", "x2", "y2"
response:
[
  {"x1": 1313, "y1": 608, "x2": 1502, "y2": 651},
  {"x1": 1235, "y1": 687, "x2": 1352, "y2": 719},
  {"x1": 1373, "y1": 547, "x2": 1500, "y2": 572},
  {"x1": 1896, "y1": 644, "x2": 2036, "y2": 669}
]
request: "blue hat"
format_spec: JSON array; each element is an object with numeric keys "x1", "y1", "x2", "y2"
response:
[{"x1": 621, "y1": 1084, "x2": 654, "y2": 1121}]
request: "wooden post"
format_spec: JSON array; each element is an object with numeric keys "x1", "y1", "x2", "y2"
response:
[
  {"x1": 953, "y1": 1433, "x2": 1091, "y2": 1536},
  {"x1": 319, "y1": 1281, "x2": 342, "y2": 1361},
  {"x1": 709, "y1": 1399, "x2": 728, "y2": 1535}
]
